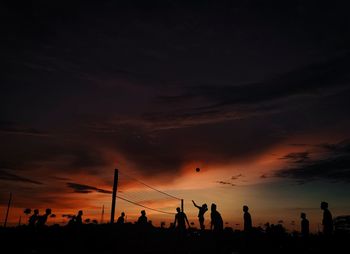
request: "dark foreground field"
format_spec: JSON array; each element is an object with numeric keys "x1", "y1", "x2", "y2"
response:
[{"x1": 1, "y1": 224, "x2": 349, "y2": 254}]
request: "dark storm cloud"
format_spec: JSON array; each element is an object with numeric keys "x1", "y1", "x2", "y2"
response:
[
  {"x1": 1, "y1": 0, "x2": 350, "y2": 180},
  {"x1": 0, "y1": 168, "x2": 43, "y2": 185},
  {"x1": 151, "y1": 54, "x2": 350, "y2": 129},
  {"x1": 80, "y1": 54, "x2": 350, "y2": 174},
  {"x1": 96, "y1": 119, "x2": 287, "y2": 175},
  {"x1": 0, "y1": 132, "x2": 110, "y2": 179},
  {"x1": 51, "y1": 176, "x2": 71, "y2": 181},
  {"x1": 0, "y1": 121, "x2": 49, "y2": 136},
  {"x1": 198, "y1": 54, "x2": 350, "y2": 106},
  {"x1": 279, "y1": 152, "x2": 310, "y2": 163},
  {"x1": 318, "y1": 139, "x2": 350, "y2": 153},
  {"x1": 66, "y1": 182, "x2": 112, "y2": 194},
  {"x1": 83, "y1": 53, "x2": 350, "y2": 134},
  {"x1": 275, "y1": 139, "x2": 350, "y2": 183},
  {"x1": 160, "y1": 57, "x2": 348, "y2": 107}
]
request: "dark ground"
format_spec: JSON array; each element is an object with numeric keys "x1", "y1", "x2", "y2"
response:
[{"x1": 1, "y1": 224, "x2": 349, "y2": 254}]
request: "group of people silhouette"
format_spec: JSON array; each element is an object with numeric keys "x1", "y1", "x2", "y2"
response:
[
  {"x1": 27, "y1": 201, "x2": 334, "y2": 236},
  {"x1": 298, "y1": 201, "x2": 333, "y2": 237},
  {"x1": 113, "y1": 200, "x2": 334, "y2": 236},
  {"x1": 27, "y1": 209, "x2": 84, "y2": 228},
  {"x1": 28, "y1": 208, "x2": 52, "y2": 228},
  {"x1": 191, "y1": 201, "x2": 249, "y2": 233}
]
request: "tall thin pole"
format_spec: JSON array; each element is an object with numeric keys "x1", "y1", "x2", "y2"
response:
[
  {"x1": 181, "y1": 199, "x2": 184, "y2": 213},
  {"x1": 4, "y1": 192, "x2": 12, "y2": 227},
  {"x1": 101, "y1": 205, "x2": 104, "y2": 224},
  {"x1": 110, "y1": 169, "x2": 119, "y2": 224}
]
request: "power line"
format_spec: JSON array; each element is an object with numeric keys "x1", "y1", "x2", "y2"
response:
[
  {"x1": 117, "y1": 195, "x2": 176, "y2": 215},
  {"x1": 119, "y1": 171, "x2": 181, "y2": 201}
]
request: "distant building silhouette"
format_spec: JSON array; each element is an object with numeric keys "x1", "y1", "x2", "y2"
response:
[
  {"x1": 321, "y1": 201, "x2": 333, "y2": 235},
  {"x1": 300, "y1": 212, "x2": 309, "y2": 237},
  {"x1": 243, "y1": 205, "x2": 252, "y2": 232},
  {"x1": 210, "y1": 203, "x2": 223, "y2": 232},
  {"x1": 192, "y1": 200, "x2": 208, "y2": 230}
]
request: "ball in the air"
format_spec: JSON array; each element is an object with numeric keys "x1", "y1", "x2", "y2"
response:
[{"x1": 195, "y1": 167, "x2": 200, "y2": 172}]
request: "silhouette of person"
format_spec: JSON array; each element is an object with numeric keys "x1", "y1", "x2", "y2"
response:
[
  {"x1": 173, "y1": 207, "x2": 190, "y2": 232},
  {"x1": 137, "y1": 210, "x2": 148, "y2": 225},
  {"x1": 161, "y1": 221, "x2": 166, "y2": 229},
  {"x1": 36, "y1": 208, "x2": 52, "y2": 227},
  {"x1": 243, "y1": 205, "x2": 252, "y2": 232},
  {"x1": 68, "y1": 215, "x2": 76, "y2": 226},
  {"x1": 28, "y1": 209, "x2": 39, "y2": 227},
  {"x1": 117, "y1": 212, "x2": 125, "y2": 225},
  {"x1": 75, "y1": 210, "x2": 83, "y2": 225},
  {"x1": 265, "y1": 222, "x2": 271, "y2": 234},
  {"x1": 210, "y1": 203, "x2": 223, "y2": 232},
  {"x1": 148, "y1": 220, "x2": 154, "y2": 228},
  {"x1": 300, "y1": 212, "x2": 309, "y2": 237},
  {"x1": 192, "y1": 200, "x2": 208, "y2": 230},
  {"x1": 321, "y1": 201, "x2": 333, "y2": 235}
]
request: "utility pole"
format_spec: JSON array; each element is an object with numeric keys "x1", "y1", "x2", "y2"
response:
[
  {"x1": 181, "y1": 199, "x2": 184, "y2": 213},
  {"x1": 110, "y1": 169, "x2": 119, "y2": 224},
  {"x1": 4, "y1": 192, "x2": 12, "y2": 227},
  {"x1": 101, "y1": 205, "x2": 105, "y2": 224}
]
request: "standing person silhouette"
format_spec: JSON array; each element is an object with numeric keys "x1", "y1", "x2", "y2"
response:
[
  {"x1": 243, "y1": 205, "x2": 252, "y2": 232},
  {"x1": 174, "y1": 207, "x2": 190, "y2": 232},
  {"x1": 117, "y1": 212, "x2": 125, "y2": 225},
  {"x1": 192, "y1": 200, "x2": 208, "y2": 230},
  {"x1": 28, "y1": 209, "x2": 39, "y2": 227},
  {"x1": 137, "y1": 210, "x2": 148, "y2": 226},
  {"x1": 321, "y1": 202, "x2": 333, "y2": 236},
  {"x1": 210, "y1": 203, "x2": 223, "y2": 232},
  {"x1": 300, "y1": 212, "x2": 309, "y2": 237},
  {"x1": 75, "y1": 210, "x2": 83, "y2": 225}
]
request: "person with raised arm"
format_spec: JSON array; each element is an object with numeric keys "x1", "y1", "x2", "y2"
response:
[{"x1": 192, "y1": 200, "x2": 208, "y2": 230}]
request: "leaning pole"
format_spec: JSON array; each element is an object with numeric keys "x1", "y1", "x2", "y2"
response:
[
  {"x1": 4, "y1": 192, "x2": 12, "y2": 227},
  {"x1": 110, "y1": 169, "x2": 119, "y2": 224}
]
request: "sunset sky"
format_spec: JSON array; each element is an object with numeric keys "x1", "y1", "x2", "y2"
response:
[{"x1": 1, "y1": 1, "x2": 350, "y2": 231}]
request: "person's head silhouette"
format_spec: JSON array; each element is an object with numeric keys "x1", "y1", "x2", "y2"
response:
[
  {"x1": 300, "y1": 212, "x2": 306, "y2": 219},
  {"x1": 121, "y1": 212, "x2": 125, "y2": 217},
  {"x1": 211, "y1": 203, "x2": 217, "y2": 211},
  {"x1": 176, "y1": 207, "x2": 181, "y2": 213},
  {"x1": 243, "y1": 205, "x2": 249, "y2": 212},
  {"x1": 321, "y1": 201, "x2": 328, "y2": 210},
  {"x1": 78, "y1": 210, "x2": 83, "y2": 216},
  {"x1": 33, "y1": 209, "x2": 39, "y2": 215},
  {"x1": 45, "y1": 208, "x2": 52, "y2": 215},
  {"x1": 141, "y1": 210, "x2": 146, "y2": 216},
  {"x1": 203, "y1": 204, "x2": 207, "y2": 209}
]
